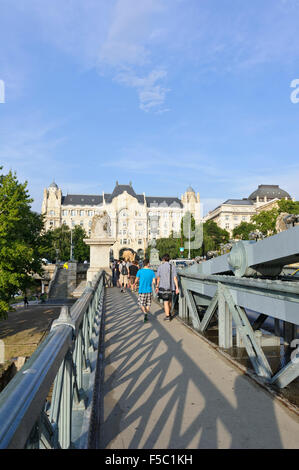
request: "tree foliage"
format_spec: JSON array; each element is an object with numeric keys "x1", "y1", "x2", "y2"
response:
[
  {"x1": 232, "y1": 221, "x2": 257, "y2": 240},
  {"x1": 277, "y1": 199, "x2": 299, "y2": 215},
  {"x1": 0, "y1": 169, "x2": 44, "y2": 319},
  {"x1": 251, "y1": 208, "x2": 279, "y2": 236},
  {"x1": 232, "y1": 199, "x2": 299, "y2": 239},
  {"x1": 73, "y1": 226, "x2": 90, "y2": 262},
  {"x1": 41, "y1": 225, "x2": 90, "y2": 263},
  {"x1": 146, "y1": 216, "x2": 230, "y2": 260},
  {"x1": 199, "y1": 220, "x2": 230, "y2": 256}
]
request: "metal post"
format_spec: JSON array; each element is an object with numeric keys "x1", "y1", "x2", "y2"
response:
[
  {"x1": 58, "y1": 351, "x2": 73, "y2": 449},
  {"x1": 188, "y1": 216, "x2": 191, "y2": 260},
  {"x1": 178, "y1": 291, "x2": 185, "y2": 320},
  {"x1": 70, "y1": 222, "x2": 73, "y2": 261},
  {"x1": 283, "y1": 321, "x2": 297, "y2": 345},
  {"x1": 218, "y1": 285, "x2": 232, "y2": 349},
  {"x1": 274, "y1": 319, "x2": 281, "y2": 337}
]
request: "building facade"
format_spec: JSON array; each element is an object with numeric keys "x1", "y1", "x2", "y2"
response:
[
  {"x1": 203, "y1": 184, "x2": 292, "y2": 235},
  {"x1": 41, "y1": 182, "x2": 201, "y2": 258}
]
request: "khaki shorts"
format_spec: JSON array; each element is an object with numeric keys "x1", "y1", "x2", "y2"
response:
[{"x1": 119, "y1": 274, "x2": 128, "y2": 285}]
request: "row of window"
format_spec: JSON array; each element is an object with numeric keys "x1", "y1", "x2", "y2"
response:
[
  {"x1": 120, "y1": 239, "x2": 143, "y2": 245},
  {"x1": 148, "y1": 211, "x2": 181, "y2": 218},
  {"x1": 224, "y1": 215, "x2": 248, "y2": 221},
  {"x1": 50, "y1": 209, "x2": 183, "y2": 218},
  {"x1": 224, "y1": 223, "x2": 246, "y2": 230}
]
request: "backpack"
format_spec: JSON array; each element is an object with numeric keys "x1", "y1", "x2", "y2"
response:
[{"x1": 121, "y1": 264, "x2": 128, "y2": 275}]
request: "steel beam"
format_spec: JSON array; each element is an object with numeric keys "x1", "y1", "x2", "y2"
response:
[
  {"x1": 195, "y1": 225, "x2": 299, "y2": 277},
  {"x1": 179, "y1": 275, "x2": 299, "y2": 326},
  {"x1": 219, "y1": 284, "x2": 272, "y2": 379},
  {"x1": 271, "y1": 359, "x2": 299, "y2": 388},
  {"x1": 199, "y1": 291, "x2": 219, "y2": 333},
  {"x1": 218, "y1": 285, "x2": 233, "y2": 349},
  {"x1": 184, "y1": 287, "x2": 201, "y2": 331}
]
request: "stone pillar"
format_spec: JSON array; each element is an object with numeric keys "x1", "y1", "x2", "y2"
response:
[{"x1": 84, "y1": 237, "x2": 116, "y2": 282}]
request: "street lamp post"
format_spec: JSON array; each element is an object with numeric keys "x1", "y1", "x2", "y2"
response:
[
  {"x1": 70, "y1": 220, "x2": 74, "y2": 261},
  {"x1": 188, "y1": 215, "x2": 191, "y2": 259}
]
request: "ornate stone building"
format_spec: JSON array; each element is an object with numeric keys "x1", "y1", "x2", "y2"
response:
[
  {"x1": 203, "y1": 184, "x2": 292, "y2": 235},
  {"x1": 41, "y1": 181, "x2": 201, "y2": 258}
]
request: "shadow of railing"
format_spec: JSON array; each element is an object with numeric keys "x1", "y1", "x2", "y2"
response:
[
  {"x1": 99, "y1": 289, "x2": 284, "y2": 449},
  {"x1": 0, "y1": 271, "x2": 105, "y2": 449}
]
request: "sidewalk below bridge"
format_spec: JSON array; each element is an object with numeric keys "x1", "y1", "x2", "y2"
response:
[{"x1": 97, "y1": 287, "x2": 299, "y2": 449}]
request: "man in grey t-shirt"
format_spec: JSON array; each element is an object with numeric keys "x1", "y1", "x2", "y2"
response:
[{"x1": 156, "y1": 254, "x2": 179, "y2": 321}]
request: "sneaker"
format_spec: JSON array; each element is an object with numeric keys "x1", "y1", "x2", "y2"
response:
[{"x1": 163, "y1": 316, "x2": 170, "y2": 321}]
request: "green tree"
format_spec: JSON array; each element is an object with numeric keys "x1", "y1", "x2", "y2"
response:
[
  {"x1": 41, "y1": 224, "x2": 71, "y2": 262},
  {"x1": 277, "y1": 199, "x2": 299, "y2": 215},
  {"x1": 41, "y1": 224, "x2": 90, "y2": 263},
  {"x1": 201, "y1": 220, "x2": 230, "y2": 255},
  {"x1": 156, "y1": 237, "x2": 180, "y2": 260},
  {"x1": 146, "y1": 216, "x2": 230, "y2": 260},
  {"x1": 232, "y1": 221, "x2": 257, "y2": 240},
  {"x1": 0, "y1": 169, "x2": 44, "y2": 319},
  {"x1": 251, "y1": 208, "x2": 279, "y2": 236},
  {"x1": 232, "y1": 199, "x2": 299, "y2": 240},
  {"x1": 73, "y1": 226, "x2": 90, "y2": 262}
]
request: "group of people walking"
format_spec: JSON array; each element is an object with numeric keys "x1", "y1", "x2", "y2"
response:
[
  {"x1": 111, "y1": 259, "x2": 140, "y2": 292},
  {"x1": 111, "y1": 254, "x2": 179, "y2": 323}
]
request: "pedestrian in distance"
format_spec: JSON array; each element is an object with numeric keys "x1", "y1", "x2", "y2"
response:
[
  {"x1": 111, "y1": 259, "x2": 118, "y2": 287},
  {"x1": 115, "y1": 260, "x2": 121, "y2": 287},
  {"x1": 134, "y1": 258, "x2": 156, "y2": 323},
  {"x1": 24, "y1": 295, "x2": 29, "y2": 308},
  {"x1": 129, "y1": 261, "x2": 139, "y2": 292},
  {"x1": 156, "y1": 254, "x2": 179, "y2": 321},
  {"x1": 119, "y1": 260, "x2": 129, "y2": 292}
]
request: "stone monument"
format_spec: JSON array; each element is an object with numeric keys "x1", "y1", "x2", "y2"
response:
[
  {"x1": 149, "y1": 214, "x2": 160, "y2": 268},
  {"x1": 84, "y1": 210, "x2": 116, "y2": 282}
]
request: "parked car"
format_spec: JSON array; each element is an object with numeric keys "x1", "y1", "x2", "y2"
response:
[{"x1": 170, "y1": 260, "x2": 188, "y2": 268}]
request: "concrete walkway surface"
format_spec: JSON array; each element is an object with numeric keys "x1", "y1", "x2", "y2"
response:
[{"x1": 99, "y1": 287, "x2": 299, "y2": 449}]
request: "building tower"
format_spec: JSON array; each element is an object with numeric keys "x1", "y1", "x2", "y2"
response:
[
  {"x1": 41, "y1": 182, "x2": 62, "y2": 230},
  {"x1": 181, "y1": 186, "x2": 201, "y2": 224}
]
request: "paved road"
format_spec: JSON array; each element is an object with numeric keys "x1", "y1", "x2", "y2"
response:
[{"x1": 99, "y1": 288, "x2": 299, "y2": 449}]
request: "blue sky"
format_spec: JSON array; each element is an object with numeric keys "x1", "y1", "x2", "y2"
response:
[{"x1": 1, "y1": 0, "x2": 299, "y2": 215}]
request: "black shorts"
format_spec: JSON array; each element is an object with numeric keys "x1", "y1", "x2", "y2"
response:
[{"x1": 158, "y1": 289, "x2": 174, "y2": 301}]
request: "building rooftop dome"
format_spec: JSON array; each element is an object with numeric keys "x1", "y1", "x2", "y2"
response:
[
  {"x1": 186, "y1": 186, "x2": 195, "y2": 193},
  {"x1": 49, "y1": 181, "x2": 58, "y2": 189},
  {"x1": 248, "y1": 184, "x2": 291, "y2": 202}
]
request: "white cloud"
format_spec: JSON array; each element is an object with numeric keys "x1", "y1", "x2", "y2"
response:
[
  {"x1": 116, "y1": 68, "x2": 170, "y2": 112},
  {"x1": 3, "y1": 0, "x2": 299, "y2": 111},
  {"x1": 1, "y1": 0, "x2": 171, "y2": 112},
  {"x1": 99, "y1": 0, "x2": 164, "y2": 67}
]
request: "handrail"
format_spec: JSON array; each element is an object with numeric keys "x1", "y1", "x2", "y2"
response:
[
  {"x1": 179, "y1": 271, "x2": 299, "y2": 296},
  {"x1": 0, "y1": 270, "x2": 105, "y2": 449}
]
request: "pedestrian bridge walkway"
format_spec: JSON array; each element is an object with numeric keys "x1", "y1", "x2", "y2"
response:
[
  {"x1": 99, "y1": 288, "x2": 299, "y2": 449},
  {"x1": 1, "y1": 271, "x2": 299, "y2": 449}
]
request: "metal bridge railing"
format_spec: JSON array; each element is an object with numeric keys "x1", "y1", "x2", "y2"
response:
[
  {"x1": 0, "y1": 270, "x2": 106, "y2": 449},
  {"x1": 177, "y1": 271, "x2": 299, "y2": 389}
]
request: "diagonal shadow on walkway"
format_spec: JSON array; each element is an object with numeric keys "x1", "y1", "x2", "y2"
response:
[{"x1": 99, "y1": 288, "x2": 290, "y2": 449}]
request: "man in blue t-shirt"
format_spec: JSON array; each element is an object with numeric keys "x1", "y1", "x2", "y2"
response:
[{"x1": 134, "y1": 258, "x2": 156, "y2": 323}]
